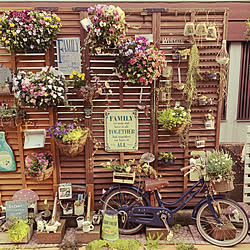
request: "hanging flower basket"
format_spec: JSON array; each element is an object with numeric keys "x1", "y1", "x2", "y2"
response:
[
  {"x1": 13, "y1": 67, "x2": 68, "y2": 109},
  {"x1": 82, "y1": 4, "x2": 127, "y2": 54},
  {"x1": 115, "y1": 36, "x2": 166, "y2": 86},
  {"x1": 47, "y1": 122, "x2": 90, "y2": 157},
  {"x1": 0, "y1": 9, "x2": 62, "y2": 54},
  {"x1": 211, "y1": 179, "x2": 234, "y2": 193},
  {"x1": 25, "y1": 151, "x2": 54, "y2": 182},
  {"x1": 55, "y1": 132, "x2": 88, "y2": 157}
]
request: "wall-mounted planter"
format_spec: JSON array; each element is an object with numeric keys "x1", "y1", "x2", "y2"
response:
[{"x1": 23, "y1": 129, "x2": 46, "y2": 149}]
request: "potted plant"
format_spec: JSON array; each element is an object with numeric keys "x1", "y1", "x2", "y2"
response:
[
  {"x1": 158, "y1": 152, "x2": 176, "y2": 166},
  {"x1": 12, "y1": 67, "x2": 68, "y2": 109},
  {"x1": 70, "y1": 71, "x2": 112, "y2": 107},
  {"x1": 115, "y1": 36, "x2": 166, "y2": 86},
  {"x1": 0, "y1": 9, "x2": 61, "y2": 54},
  {"x1": 102, "y1": 159, "x2": 135, "y2": 184},
  {"x1": 205, "y1": 68, "x2": 219, "y2": 81},
  {"x1": 206, "y1": 150, "x2": 235, "y2": 192},
  {"x1": 0, "y1": 106, "x2": 25, "y2": 128},
  {"x1": 7, "y1": 217, "x2": 30, "y2": 243},
  {"x1": 198, "y1": 95, "x2": 207, "y2": 106},
  {"x1": 157, "y1": 106, "x2": 191, "y2": 135},
  {"x1": 204, "y1": 113, "x2": 215, "y2": 129},
  {"x1": 46, "y1": 122, "x2": 90, "y2": 157},
  {"x1": 25, "y1": 151, "x2": 54, "y2": 182},
  {"x1": 82, "y1": 4, "x2": 127, "y2": 54}
]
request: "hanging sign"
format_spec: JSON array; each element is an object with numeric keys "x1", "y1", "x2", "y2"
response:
[
  {"x1": 104, "y1": 109, "x2": 138, "y2": 152},
  {"x1": 56, "y1": 37, "x2": 81, "y2": 75}
]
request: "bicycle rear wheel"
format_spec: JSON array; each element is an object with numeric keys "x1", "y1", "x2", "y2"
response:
[
  {"x1": 196, "y1": 198, "x2": 249, "y2": 247},
  {"x1": 102, "y1": 187, "x2": 147, "y2": 235}
]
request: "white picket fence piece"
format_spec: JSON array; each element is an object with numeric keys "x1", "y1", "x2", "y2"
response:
[{"x1": 243, "y1": 126, "x2": 250, "y2": 203}]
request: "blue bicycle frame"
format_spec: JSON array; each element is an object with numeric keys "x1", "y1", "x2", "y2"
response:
[{"x1": 101, "y1": 178, "x2": 225, "y2": 228}]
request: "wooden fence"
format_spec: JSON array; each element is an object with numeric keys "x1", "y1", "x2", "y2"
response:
[{"x1": 0, "y1": 6, "x2": 228, "y2": 210}]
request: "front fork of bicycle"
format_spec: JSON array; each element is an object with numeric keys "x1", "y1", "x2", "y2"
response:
[{"x1": 206, "y1": 195, "x2": 223, "y2": 224}]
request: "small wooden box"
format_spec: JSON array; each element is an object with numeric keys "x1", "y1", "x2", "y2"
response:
[
  {"x1": 146, "y1": 227, "x2": 169, "y2": 240},
  {"x1": 0, "y1": 224, "x2": 33, "y2": 244},
  {"x1": 113, "y1": 172, "x2": 135, "y2": 184},
  {"x1": 75, "y1": 225, "x2": 100, "y2": 244},
  {"x1": 37, "y1": 219, "x2": 66, "y2": 244}
]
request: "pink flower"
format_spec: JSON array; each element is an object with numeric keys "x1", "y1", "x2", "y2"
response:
[
  {"x1": 143, "y1": 61, "x2": 146, "y2": 65},
  {"x1": 139, "y1": 77, "x2": 144, "y2": 83},
  {"x1": 109, "y1": 27, "x2": 114, "y2": 34},
  {"x1": 137, "y1": 64, "x2": 141, "y2": 69}
]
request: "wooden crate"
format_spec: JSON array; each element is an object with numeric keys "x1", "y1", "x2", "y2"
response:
[
  {"x1": 75, "y1": 225, "x2": 100, "y2": 244},
  {"x1": 36, "y1": 219, "x2": 66, "y2": 244},
  {"x1": 0, "y1": 224, "x2": 33, "y2": 244},
  {"x1": 146, "y1": 227, "x2": 169, "y2": 240},
  {"x1": 113, "y1": 172, "x2": 135, "y2": 184}
]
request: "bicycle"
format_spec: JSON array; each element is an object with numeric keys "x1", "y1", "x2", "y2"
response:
[{"x1": 100, "y1": 156, "x2": 249, "y2": 247}]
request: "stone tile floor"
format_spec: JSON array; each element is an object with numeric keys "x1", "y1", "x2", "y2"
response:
[{"x1": 0, "y1": 226, "x2": 250, "y2": 249}]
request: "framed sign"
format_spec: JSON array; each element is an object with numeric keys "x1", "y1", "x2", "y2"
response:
[
  {"x1": 58, "y1": 183, "x2": 72, "y2": 199},
  {"x1": 6, "y1": 200, "x2": 28, "y2": 221},
  {"x1": 56, "y1": 37, "x2": 81, "y2": 75},
  {"x1": 104, "y1": 109, "x2": 138, "y2": 152}
]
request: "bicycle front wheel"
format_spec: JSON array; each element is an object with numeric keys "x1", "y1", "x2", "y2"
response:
[
  {"x1": 196, "y1": 198, "x2": 249, "y2": 247},
  {"x1": 102, "y1": 187, "x2": 147, "y2": 235}
]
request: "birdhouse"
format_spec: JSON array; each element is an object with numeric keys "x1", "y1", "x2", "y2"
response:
[{"x1": 12, "y1": 189, "x2": 39, "y2": 216}]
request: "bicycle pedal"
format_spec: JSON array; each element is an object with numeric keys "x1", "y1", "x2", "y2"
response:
[{"x1": 167, "y1": 230, "x2": 173, "y2": 241}]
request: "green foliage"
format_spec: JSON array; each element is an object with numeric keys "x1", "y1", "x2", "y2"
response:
[
  {"x1": 86, "y1": 239, "x2": 141, "y2": 250},
  {"x1": 7, "y1": 218, "x2": 30, "y2": 243},
  {"x1": 62, "y1": 126, "x2": 88, "y2": 143},
  {"x1": 184, "y1": 43, "x2": 202, "y2": 109},
  {"x1": 172, "y1": 224, "x2": 181, "y2": 233},
  {"x1": 158, "y1": 152, "x2": 176, "y2": 161},
  {"x1": 206, "y1": 150, "x2": 234, "y2": 181},
  {"x1": 173, "y1": 239, "x2": 198, "y2": 250},
  {"x1": 146, "y1": 232, "x2": 164, "y2": 250},
  {"x1": 101, "y1": 159, "x2": 134, "y2": 173},
  {"x1": 0, "y1": 246, "x2": 27, "y2": 250},
  {"x1": 157, "y1": 106, "x2": 191, "y2": 131}
]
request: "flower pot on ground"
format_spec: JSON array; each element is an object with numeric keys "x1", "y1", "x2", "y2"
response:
[
  {"x1": 0, "y1": 9, "x2": 61, "y2": 54},
  {"x1": 82, "y1": 4, "x2": 127, "y2": 54},
  {"x1": 13, "y1": 67, "x2": 68, "y2": 109},
  {"x1": 158, "y1": 152, "x2": 176, "y2": 166},
  {"x1": 25, "y1": 151, "x2": 54, "y2": 182},
  {"x1": 46, "y1": 122, "x2": 90, "y2": 157},
  {"x1": 115, "y1": 36, "x2": 166, "y2": 86},
  {"x1": 157, "y1": 106, "x2": 191, "y2": 135},
  {"x1": 206, "y1": 150, "x2": 235, "y2": 192}
]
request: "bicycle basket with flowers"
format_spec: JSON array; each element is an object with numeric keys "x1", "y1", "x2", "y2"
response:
[
  {"x1": 25, "y1": 151, "x2": 54, "y2": 181},
  {"x1": 0, "y1": 9, "x2": 61, "y2": 53},
  {"x1": 13, "y1": 67, "x2": 68, "y2": 109},
  {"x1": 157, "y1": 106, "x2": 191, "y2": 135},
  {"x1": 206, "y1": 150, "x2": 235, "y2": 192},
  {"x1": 69, "y1": 71, "x2": 112, "y2": 105},
  {"x1": 115, "y1": 36, "x2": 166, "y2": 86},
  {"x1": 82, "y1": 4, "x2": 127, "y2": 54},
  {"x1": 46, "y1": 122, "x2": 90, "y2": 157}
]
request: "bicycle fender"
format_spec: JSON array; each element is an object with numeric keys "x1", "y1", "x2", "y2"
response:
[
  {"x1": 191, "y1": 194, "x2": 225, "y2": 220},
  {"x1": 99, "y1": 184, "x2": 150, "y2": 206}
]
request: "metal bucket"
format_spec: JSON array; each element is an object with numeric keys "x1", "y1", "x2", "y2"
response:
[{"x1": 101, "y1": 210, "x2": 119, "y2": 241}]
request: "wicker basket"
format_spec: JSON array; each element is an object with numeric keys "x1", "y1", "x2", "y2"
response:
[
  {"x1": 27, "y1": 166, "x2": 54, "y2": 182},
  {"x1": 56, "y1": 132, "x2": 88, "y2": 157},
  {"x1": 166, "y1": 123, "x2": 187, "y2": 135},
  {"x1": 211, "y1": 179, "x2": 234, "y2": 193}
]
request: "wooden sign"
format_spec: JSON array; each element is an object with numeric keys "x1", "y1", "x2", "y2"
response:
[
  {"x1": 104, "y1": 109, "x2": 138, "y2": 152},
  {"x1": 6, "y1": 200, "x2": 28, "y2": 221}
]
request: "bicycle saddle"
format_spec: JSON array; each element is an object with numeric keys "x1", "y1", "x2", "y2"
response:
[{"x1": 144, "y1": 179, "x2": 169, "y2": 191}]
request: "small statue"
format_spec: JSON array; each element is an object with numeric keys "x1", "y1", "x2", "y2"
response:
[
  {"x1": 46, "y1": 221, "x2": 61, "y2": 233},
  {"x1": 37, "y1": 220, "x2": 45, "y2": 232}
]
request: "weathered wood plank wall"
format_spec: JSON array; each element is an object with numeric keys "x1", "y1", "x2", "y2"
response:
[{"x1": 0, "y1": 5, "x2": 228, "y2": 209}]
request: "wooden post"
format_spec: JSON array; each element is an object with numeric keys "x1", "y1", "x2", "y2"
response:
[{"x1": 216, "y1": 9, "x2": 229, "y2": 150}]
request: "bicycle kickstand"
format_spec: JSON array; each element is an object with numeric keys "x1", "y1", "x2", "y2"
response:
[{"x1": 160, "y1": 214, "x2": 173, "y2": 241}]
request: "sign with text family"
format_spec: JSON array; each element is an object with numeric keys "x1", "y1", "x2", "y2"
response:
[
  {"x1": 56, "y1": 37, "x2": 81, "y2": 75},
  {"x1": 104, "y1": 109, "x2": 138, "y2": 152}
]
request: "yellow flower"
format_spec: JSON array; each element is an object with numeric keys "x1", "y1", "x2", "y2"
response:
[
  {"x1": 6, "y1": 30, "x2": 10, "y2": 33},
  {"x1": 69, "y1": 74, "x2": 74, "y2": 79},
  {"x1": 77, "y1": 73, "x2": 82, "y2": 78},
  {"x1": 72, "y1": 71, "x2": 78, "y2": 75},
  {"x1": 81, "y1": 73, "x2": 85, "y2": 80},
  {"x1": 9, "y1": 23, "x2": 14, "y2": 28},
  {"x1": 56, "y1": 17, "x2": 61, "y2": 22},
  {"x1": 12, "y1": 32, "x2": 17, "y2": 36},
  {"x1": 2, "y1": 37, "x2": 6, "y2": 41},
  {"x1": 5, "y1": 40, "x2": 9, "y2": 44},
  {"x1": 0, "y1": 31, "x2": 2, "y2": 34},
  {"x1": 52, "y1": 14, "x2": 57, "y2": 18}
]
